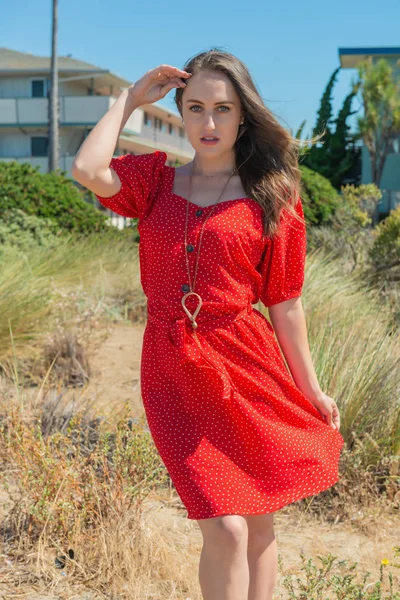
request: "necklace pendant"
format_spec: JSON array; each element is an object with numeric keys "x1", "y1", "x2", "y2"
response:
[{"x1": 181, "y1": 291, "x2": 203, "y2": 329}]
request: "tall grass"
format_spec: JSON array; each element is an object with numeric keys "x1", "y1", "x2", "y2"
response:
[
  {"x1": 2, "y1": 237, "x2": 400, "y2": 462},
  {"x1": 298, "y1": 248, "x2": 400, "y2": 458},
  {"x1": 0, "y1": 232, "x2": 145, "y2": 370}
]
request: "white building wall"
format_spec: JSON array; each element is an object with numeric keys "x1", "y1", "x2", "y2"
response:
[
  {"x1": 0, "y1": 76, "x2": 97, "y2": 98},
  {"x1": 0, "y1": 133, "x2": 30, "y2": 157},
  {"x1": 0, "y1": 77, "x2": 36, "y2": 97}
]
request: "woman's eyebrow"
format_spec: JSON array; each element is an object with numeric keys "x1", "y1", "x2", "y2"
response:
[{"x1": 185, "y1": 99, "x2": 236, "y2": 105}]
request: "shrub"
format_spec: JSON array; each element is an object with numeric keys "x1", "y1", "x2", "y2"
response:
[
  {"x1": 309, "y1": 183, "x2": 382, "y2": 270},
  {"x1": 0, "y1": 160, "x2": 109, "y2": 234},
  {"x1": 0, "y1": 208, "x2": 62, "y2": 251},
  {"x1": 299, "y1": 164, "x2": 340, "y2": 226},
  {"x1": 0, "y1": 400, "x2": 169, "y2": 538},
  {"x1": 278, "y1": 549, "x2": 400, "y2": 599},
  {"x1": 369, "y1": 205, "x2": 400, "y2": 280}
]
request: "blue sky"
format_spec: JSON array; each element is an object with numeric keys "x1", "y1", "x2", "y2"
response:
[{"x1": 2, "y1": 0, "x2": 399, "y2": 136}]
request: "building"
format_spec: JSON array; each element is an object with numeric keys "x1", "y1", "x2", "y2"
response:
[
  {"x1": 0, "y1": 48, "x2": 194, "y2": 226},
  {"x1": 339, "y1": 46, "x2": 400, "y2": 218}
]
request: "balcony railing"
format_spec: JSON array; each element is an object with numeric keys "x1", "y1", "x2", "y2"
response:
[
  {"x1": 0, "y1": 96, "x2": 118, "y2": 126},
  {"x1": 0, "y1": 96, "x2": 193, "y2": 155}
]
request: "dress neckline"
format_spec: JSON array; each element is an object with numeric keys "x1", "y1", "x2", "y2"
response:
[{"x1": 167, "y1": 165, "x2": 252, "y2": 210}]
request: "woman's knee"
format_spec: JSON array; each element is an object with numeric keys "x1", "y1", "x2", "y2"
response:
[
  {"x1": 197, "y1": 514, "x2": 248, "y2": 548},
  {"x1": 246, "y1": 512, "x2": 275, "y2": 550}
]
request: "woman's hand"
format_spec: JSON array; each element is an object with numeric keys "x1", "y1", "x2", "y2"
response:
[
  {"x1": 127, "y1": 64, "x2": 192, "y2": 106},
  {"x1": 308, "y1": 391, "x2": 341, "y2": 431}
]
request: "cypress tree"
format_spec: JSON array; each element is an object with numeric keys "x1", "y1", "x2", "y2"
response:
[{"x1": 303, "y1": 67, "x2": 361, "y2": 188}]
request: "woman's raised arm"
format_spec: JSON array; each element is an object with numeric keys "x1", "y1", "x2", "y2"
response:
[{"x1": 71, "y1": 65, "x2": 192, "y2": 198}]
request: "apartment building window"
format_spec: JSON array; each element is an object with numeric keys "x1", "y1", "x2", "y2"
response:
[
  {"x1": 154, "y1": 117, "x2": 163, "y2": 130},
  {"x1": 169, "y1": 123, "x2": 174, "y2": 135},
  {"x1": 31, "y1": 137, "x2": 49, "y2": 157},
  {"x1": 144, "y1": 112, "x2": 151, "y2": 125},
  {"x1": 31, "y1": 79, "x2": 47, "y2": 98},
  {"x1": 179, "y1": 127, "x2": 185, "y2": 138}
]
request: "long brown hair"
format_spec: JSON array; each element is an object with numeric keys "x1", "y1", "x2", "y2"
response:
[{"x1": 174, "y1": 47, "x2": 321, "y2": 238}]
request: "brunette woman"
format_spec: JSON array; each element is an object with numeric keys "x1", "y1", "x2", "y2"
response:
[{"x1": 72, "y1": 48, "x2": 344, "y2": 600}]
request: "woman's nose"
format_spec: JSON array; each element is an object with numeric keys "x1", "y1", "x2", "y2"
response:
[{"x1": 203, "y1": 114, "x2": 216, "y2": 125}]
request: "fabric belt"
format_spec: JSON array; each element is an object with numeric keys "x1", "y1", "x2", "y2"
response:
[{"x1": 146, "y1": 303, "x2": 254, "y2": 384}]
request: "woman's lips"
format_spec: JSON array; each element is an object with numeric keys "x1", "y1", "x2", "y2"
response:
[{"x1": 200, "y1": 138, "x2": 219, "y2": 145}]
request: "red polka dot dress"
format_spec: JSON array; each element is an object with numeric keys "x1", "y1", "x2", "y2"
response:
[{"x1": 94, "y1": 150, "x2": 344, "y2": 520}]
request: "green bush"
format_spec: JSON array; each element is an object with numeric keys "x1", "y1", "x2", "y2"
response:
[
  {"x1": 299, "y1": 164, "x2": 340, "y2": 225},
  {"x1": 0, "y1": 208, "x2": 62, "y2": 252},
  {"x1": 0, "y1": 160, "x2": 110, "y2": 234},
  {"x1": 369, "y1": 205, "x2": 400, "y2": 275},
  {"x1": 307, "y1": 184, "x2": 382, "y2": 269}
]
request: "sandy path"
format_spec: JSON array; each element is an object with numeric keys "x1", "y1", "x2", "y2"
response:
[{"x1": 85, "y1": 322, "x2": 145, "y2": 419}]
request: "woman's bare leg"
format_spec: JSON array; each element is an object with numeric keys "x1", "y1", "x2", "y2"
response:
[
  {"x1": 245, "y1": 512, "x2": 278, "y2": 600},
  {"x1": 197, "y1": 514, "x2": 249, "y2": 600}
]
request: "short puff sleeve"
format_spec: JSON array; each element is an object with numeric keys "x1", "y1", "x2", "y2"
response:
[
  {"x1": 256, "y1": 196, "x2": 307, "y2": 307},
  {"x1": 94, "y1": 150, "x2": 167, "y2": 219}
]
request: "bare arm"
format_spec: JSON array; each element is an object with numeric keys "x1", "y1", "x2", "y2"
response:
[
  {"x1": 71, "y1": 88, "x2": 141, "y2": 198},
  {"x1": 71, "y1": 64, "x2": 192, "y2": 198},
  {"x1": 268, "y1": 297, "x2": 323, "y2": 402}
]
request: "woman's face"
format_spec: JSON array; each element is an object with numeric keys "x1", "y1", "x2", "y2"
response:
[{"x1": 181, "y1": 70, "x2": 244, "y2": 156}]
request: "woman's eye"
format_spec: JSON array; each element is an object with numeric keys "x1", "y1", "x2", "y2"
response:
[{"x1": 189, "y1": 105, "x2": 229, "y2": 112}]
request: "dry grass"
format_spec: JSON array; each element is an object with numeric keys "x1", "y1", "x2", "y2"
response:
[
  {"x1": 0, "y1": 232, "x2": 146, "y2": 377},
  {"x1": 1, "y1": 381, "x2": 399, "y2": 598}
]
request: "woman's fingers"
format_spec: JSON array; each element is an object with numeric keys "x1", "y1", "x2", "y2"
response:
[
  {"x1": 153, "y1": 65, "x2": 192, "y2": 80},
  {"x1": 160, "y1": 76, "x2": 188, "y2": 92},
  {"x1": 174, "y1": 77, "x2": 187, "y2": 88}
]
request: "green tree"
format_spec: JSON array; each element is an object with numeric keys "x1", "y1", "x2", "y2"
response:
[
  {"x1": 301, "y1": 68, "x2": 361, "y2": 189},
  {"x1": 329, "y1": 85, "x2": 362, "y2": 189},
  {"x1": 303, "y1": 67, "x2": 339, "y2": 175},
  {"x1": 357, "y1": 58, "x2": 400, "y2": 191}
]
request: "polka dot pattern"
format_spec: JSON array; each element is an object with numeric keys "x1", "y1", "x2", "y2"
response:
[{"x1": 95, "y1": 150, "x2": 345, "y2": 520}]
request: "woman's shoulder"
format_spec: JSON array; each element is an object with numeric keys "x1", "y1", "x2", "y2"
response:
[
  {"x1": 113, "y1": 150, "x2": 168, "y2": 192},
  {"x1": 114, "y1": 150, "x2": 168, "y2": 172},
  {"x1": 94, "y1": 150, "x2": 169, "y2": 220}
]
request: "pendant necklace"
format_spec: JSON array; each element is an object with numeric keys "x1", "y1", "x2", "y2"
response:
[{"x1": 181, "y1": 163, "x2": 237, "y2": 329}]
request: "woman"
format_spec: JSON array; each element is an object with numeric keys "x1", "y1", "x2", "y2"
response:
[{"x1": 72, "y1": 48, "x2": 344, "y2": 600}]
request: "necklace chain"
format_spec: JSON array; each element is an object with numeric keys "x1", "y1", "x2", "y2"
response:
[
  {"x1": 184, "y1": 164, "x2": 237, "y2": 294},
  {"x1": 191, "y1": 169, "x2": 236, "y2": 178}
]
